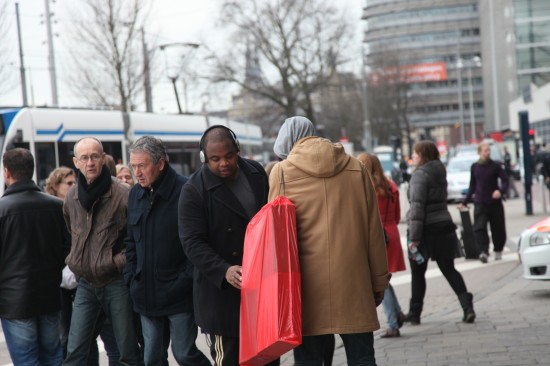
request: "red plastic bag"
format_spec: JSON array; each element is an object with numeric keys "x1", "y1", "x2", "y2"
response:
[{"x1": 239, "y1": 196, "x2": 302, "y2": 366}]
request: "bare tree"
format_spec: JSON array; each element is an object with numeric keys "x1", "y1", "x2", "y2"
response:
[
  {"x1": 0, "y1": 0, "x2": 15, "y2": 97},
  {"x1": 315, "y1": 72, "x2": 364, "y2": 148},
  {"x1": 209, "y1": 0, "x2": 353, "y2": 133},
  {"x1": 366, "y1": 50, "x2": 414, "y2": 155},
  {"x1": 64, "y1": 0, "x2": 153, "y2": 112}
]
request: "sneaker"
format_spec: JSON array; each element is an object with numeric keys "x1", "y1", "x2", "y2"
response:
[
  {"x1": 380, "y1": 328, "x2": 400, "y2": 338},
  {"x1": 494, "y1": 251, "x2": 502, "y2": 260},
  {"x1": 479, "y1": 252, "x2": 488, "y2": 263}
]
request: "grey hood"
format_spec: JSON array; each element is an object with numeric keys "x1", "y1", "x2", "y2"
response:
[{"x1": 273, "y1": 116, "x2": 316, "y2": 159}]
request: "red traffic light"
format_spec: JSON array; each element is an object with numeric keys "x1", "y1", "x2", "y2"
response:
[{"x1": 528, "y1": 129, "x2": 535, "y2": 136}]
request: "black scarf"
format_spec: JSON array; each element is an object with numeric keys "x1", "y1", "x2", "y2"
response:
[{"x1": 77, "y1": 165, "x2": 112, "y2": 212}]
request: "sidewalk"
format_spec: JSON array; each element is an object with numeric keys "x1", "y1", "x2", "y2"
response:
[
  {"x1": 282, "y1": 194, "x2": 550, "y2": 365},
  {"x1": 369, "y1": 265, "x2": 550, "y2": 366}
]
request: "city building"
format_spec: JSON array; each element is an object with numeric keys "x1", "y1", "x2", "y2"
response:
[
  {"x1": 362, "y1": 0, "x2": 484, "y2": 146},
  {"x1": 362, "y1": 0, "x2": 550, "y2": 147}
]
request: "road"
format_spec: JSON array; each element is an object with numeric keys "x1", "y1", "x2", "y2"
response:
[{"x1": 1, "y1": 180, "x2": 549, "y2": 365}]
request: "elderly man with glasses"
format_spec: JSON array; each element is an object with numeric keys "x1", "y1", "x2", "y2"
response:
[{"x1": 62, "y1": 137, "x2": 142, "y2": 365}]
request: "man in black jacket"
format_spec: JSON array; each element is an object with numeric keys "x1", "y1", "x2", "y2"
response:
[
  {"x1": 0, "y1": 148, "x2": 66, "y2": 365},
  {"x1": 124, "y1": 136, "x2": 211, "y2": 366},
  {"x1": 178, "y1": 126, "x2": 278, "y2": 366}
]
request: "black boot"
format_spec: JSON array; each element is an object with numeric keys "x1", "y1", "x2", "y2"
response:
[
  {"x1": 458, "y1": 292, "x2": 476, "y2": 323},
  {"x1": 404, "y1": 300, "x2": 423, "y2": 325}
]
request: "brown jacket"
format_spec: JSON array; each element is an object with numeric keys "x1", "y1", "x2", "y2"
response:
[
  {"x1": 269, "y1": 137, "x2": 390, "y2": 336},
  {"x1": 64, "y1": 178, "x2": 129, "y2": 287}
]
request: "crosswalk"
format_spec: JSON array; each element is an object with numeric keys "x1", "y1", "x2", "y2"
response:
[{"x1": 390, "y1": 235, "x2": 519, "y2": 286}]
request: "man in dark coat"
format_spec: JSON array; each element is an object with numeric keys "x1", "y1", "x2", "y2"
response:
[
  {"x1": 124, "y1": 136, "x2": 211, "y2": 366},
  {"x1": 0, "y1": 148, "x2": 66, "y2": 365},
  {"x1": 178, "y1": 125, "x2": 278, "y2": 366},
  {"x1": 460, "y1": 142, "x2": 509, "y2": 263}
]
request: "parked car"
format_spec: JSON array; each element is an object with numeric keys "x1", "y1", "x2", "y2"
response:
[
  {"x1": 373, "y1": 145, "x2": 403, "y2": 186},
  {"x1": 454, "y1": 139, "x2": 504, "y2": 162},
  {"x1": 518, "y1": 217, "x2": 550, "y2": 280},
  {"x1": 446, "y1": 155, "x2": 478, "y2": 203}
]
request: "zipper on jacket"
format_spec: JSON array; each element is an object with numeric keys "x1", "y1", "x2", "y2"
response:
[{"x1": 148, "y1": 188, "x2": 155, "y2": 206}]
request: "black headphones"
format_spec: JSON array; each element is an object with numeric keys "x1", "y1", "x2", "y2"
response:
[{"x1": 199, "y1": 125, "x2": 240, "y2": 163}]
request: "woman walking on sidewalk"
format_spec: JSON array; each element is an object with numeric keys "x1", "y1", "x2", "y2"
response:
[
  {"x1": 358, "y1": 153, "x2": 407, "y2": 338},
  {"x1": 405, "y1": 141, "x2": 476, "y2": 325}
]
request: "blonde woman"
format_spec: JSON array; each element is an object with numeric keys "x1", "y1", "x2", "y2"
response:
[
  {"x1": 358, "y1": 153, "x2": 406, "y2": 338},
  {"x1": 45, "y1": 166, "x2": 76, "y2": 199},
  {"x1": 116, "y1": 164, "x2": 135, "y2": 186}
]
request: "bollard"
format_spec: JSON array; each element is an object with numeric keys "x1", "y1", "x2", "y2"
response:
[
  {"x1": 541, "y1": 175, "x2": 548, "y2": 214},
  {"x1": 519, "y1": 111, "x2": 533, "y2": 215}
]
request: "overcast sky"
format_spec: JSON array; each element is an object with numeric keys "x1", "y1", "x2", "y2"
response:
[{"x1": 1, "y1": 0, "x2": 365, "y2": 113}]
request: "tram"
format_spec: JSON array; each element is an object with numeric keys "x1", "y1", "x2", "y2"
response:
[{"x1": 0, "y1": 107, "x2": 263, "y2": 194}]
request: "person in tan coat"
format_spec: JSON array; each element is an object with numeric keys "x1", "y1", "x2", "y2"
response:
[{"x1": 269, "y1": 117, "x2": 390, "y2": 366}]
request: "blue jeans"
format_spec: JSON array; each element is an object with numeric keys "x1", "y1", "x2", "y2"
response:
[
  {"x1": 140, "y1": 312, "x2": 211, "y2": 366},
  {"x1": 294, "y1": 333, "x2": 376, "y2": 366},
  {"x1": 1, "y1": 311, "x2": 62, "y2": 366},
  {"x1": 63, "y1": 278, "x2": 141, "y2": 366},
  {"x1": 382, "y1": 284, "x2": 402, "y2": 330}
]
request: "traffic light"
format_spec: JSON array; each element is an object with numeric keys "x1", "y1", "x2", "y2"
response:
[
  {"x1": 390, "y1": 135, "x2": 401, "y2": 149},
  {"x1": 528, "y1": 128, "x2": 535, "y2": 141}
]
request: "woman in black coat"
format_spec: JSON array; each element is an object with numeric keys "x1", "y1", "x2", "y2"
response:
[{"x1": 405, "y1": 141, "x2": 476, "y2": 325}]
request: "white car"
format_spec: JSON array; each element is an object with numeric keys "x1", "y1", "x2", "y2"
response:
[
  {"x1": 518, "y1": 217, "x2": 550, "y2": 280},
  {"x1": 446, "y1": 155, "x2": 478, "y2": 203}
]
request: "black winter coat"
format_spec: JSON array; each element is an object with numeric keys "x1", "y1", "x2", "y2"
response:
[
  {"x1": 407, "y1": 160, "x2": 453, "y2": 241},
  {"x1": 124, "y1": 165, "x2": 193, "y2": 316},
  {"x1": 178, "y1": 157, "x2": 269, "y2": 337},
  {"x1": 0, "y1": 181, "x2": 65, "y2": 319}
]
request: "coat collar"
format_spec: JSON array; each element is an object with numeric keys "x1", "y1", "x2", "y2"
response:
[
  {"x1": 2, "y1": 180, "x2": 41, "y2": 197},
  {"x1": 134, "y1": 164, "x2": 177, "y2": 201},
  {"x1": 200, "y1": 156, "x2": 265, "y2": 220},
  {"x1": 201, "y1": 156, "x2": 261, "y2": 188}
]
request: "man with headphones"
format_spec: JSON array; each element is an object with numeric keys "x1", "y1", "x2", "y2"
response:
[{"x1": 178, "y1": 125, "x2": 278, "y2": 366}]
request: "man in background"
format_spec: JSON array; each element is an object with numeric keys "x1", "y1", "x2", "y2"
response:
[
  {"x1": 460, "y1": 142, "x2": 509, "y2": 263},
  {"x1": 0, "y1": 148, "x2": 66, "y2": 365},
  {"x1": 503, "y1": 146, "x2": 519, "y2": 199}
]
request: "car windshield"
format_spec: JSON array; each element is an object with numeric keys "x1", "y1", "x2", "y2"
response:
[
  {"x1": 376, "y1": 153, "x2": 393, "y2": 173},
  {"x1": 455, "y1": 142, "x2": 503, "y2": 161},
  {"x1": 447, "y1": 157, "x2": 477, "y2": 173}
]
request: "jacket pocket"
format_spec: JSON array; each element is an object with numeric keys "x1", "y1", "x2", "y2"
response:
[
  {"x1": 156, "y1": 267, "x2": 180, "y2": 281},
  {"x1": 127, "y1": 211, "x2": 142, "y2": 242}
]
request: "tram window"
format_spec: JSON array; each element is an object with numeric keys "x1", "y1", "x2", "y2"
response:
[
  {"x1": 58, "y1": 142, "x2": 75, "y2": 168},
  {"x1": 102, "y1": 142, "x2": 123, "y2": 165},
  {"x1": 35, "y1": 142, "x2": 56, "y2": 189},
  {"x1": 164, "y1": 142, "x2": 196, "y2": 176}
]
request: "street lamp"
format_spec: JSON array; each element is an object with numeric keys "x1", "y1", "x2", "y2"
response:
[
  {"x1": 456, "y1": 59, "x2": 465, "y2": 144},
  {"x1": 466, "y1": 56, "x2": 482, "y2": 141},
  {"x1": 159, "y1": 42, "x2": 200, "y2": 114},
  {"x1": 456, "y1": 56, "x2": 482, "y2": 143}
]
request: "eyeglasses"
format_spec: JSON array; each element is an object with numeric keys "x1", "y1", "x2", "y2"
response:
[{"x1": 77, "y1": 154, "x2": 102, "y2": 163}]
